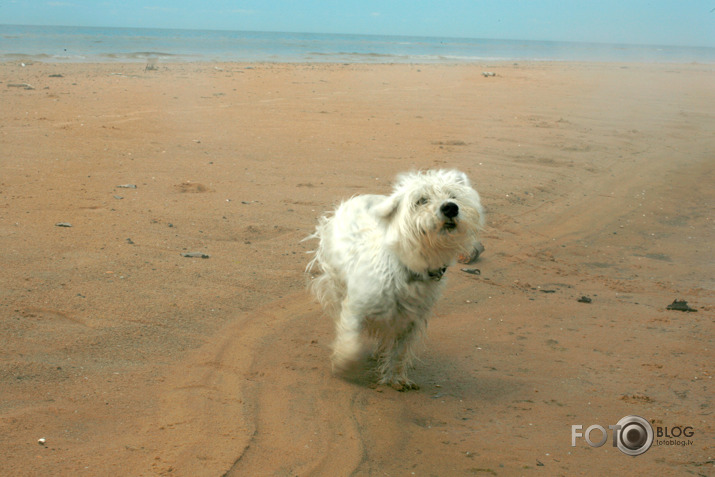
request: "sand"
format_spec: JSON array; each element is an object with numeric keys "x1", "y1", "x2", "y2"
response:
[{"x1": 1, "y1": 60, "x2": 713, "y2": 475}]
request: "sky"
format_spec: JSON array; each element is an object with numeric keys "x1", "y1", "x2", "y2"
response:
[{"x1": 2, "y1": 1, "x2": 714, "y2": 47}]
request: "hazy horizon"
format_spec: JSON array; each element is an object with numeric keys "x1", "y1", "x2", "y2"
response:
[
  {"x1": 3, "y1": 21, "x2": 715, "y2": 51},
  {"x1": 2, "y1": 1, "x2": 714, "y2": 49}
]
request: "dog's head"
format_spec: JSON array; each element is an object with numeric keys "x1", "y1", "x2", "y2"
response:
[{"x1": 375, "y1": 169, "x2": 484, "y2": 272}]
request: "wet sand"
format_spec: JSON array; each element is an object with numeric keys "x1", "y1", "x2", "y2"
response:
[{"x1": 1, "y1": 61, "x2": 713, "y2": 475}]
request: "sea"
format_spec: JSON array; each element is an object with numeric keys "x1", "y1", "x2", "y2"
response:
[{"x1": 1, "y1": 24, "x2": 714, "y2": 64}]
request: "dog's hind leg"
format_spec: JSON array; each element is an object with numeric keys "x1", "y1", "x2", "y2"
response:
[{"x1": 331, "y1": 307, "x2": 364, "y2": 374}]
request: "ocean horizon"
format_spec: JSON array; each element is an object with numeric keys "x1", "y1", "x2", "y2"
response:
[{"x1": 2, "y1": 24, "x2": 714, "y2": 64}]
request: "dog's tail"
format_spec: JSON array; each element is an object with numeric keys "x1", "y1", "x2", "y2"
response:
[
  {"x1": 302, "y1": 216, "x2": 325, "y2": 275},
  {"x1": 304, "y1": 217, "x2": 344, "y2": 318}
]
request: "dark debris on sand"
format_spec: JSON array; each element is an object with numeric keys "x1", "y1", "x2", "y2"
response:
[{"x1": 666, "y1": 299, "x2": 697, "y2": 312}]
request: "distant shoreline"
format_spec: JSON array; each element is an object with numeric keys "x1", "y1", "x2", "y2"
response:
[
  {"x1": 3, "y1": 23, "x2": 714, "y2": 50},
  {"x1": 3, "y1": 24, "x2": 714, "y2": 64}
]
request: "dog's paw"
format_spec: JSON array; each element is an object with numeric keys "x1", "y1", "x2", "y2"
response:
[
  {"x1": 393, "y1": 381, "x2": 420, "y2": 392},
  {"x1": 384, "y1": 378, "x2": 420, "y2": 392}
]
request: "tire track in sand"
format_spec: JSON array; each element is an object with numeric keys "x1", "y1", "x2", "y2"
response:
[
  {"x1": 222, "y1": 293, "x2": 364, "y2": 476},
  {"x1": 136, "y1": 293, "x2": 368, "y2": 476}
]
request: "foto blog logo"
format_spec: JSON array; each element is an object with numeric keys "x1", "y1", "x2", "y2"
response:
[{"x1": 571, "y1": 415, "x2": 654, "y2": 456}]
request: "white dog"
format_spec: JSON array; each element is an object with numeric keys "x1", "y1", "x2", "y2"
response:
[{"x1": 306, "y1": 169, "x2": 484, "y2": 390}]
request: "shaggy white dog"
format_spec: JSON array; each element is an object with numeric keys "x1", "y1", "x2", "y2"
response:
[{"x1": 306, "y1": 169, "x2": 484, "y2": 390}]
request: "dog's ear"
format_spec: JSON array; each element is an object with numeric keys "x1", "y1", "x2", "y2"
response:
[
  {"x1": 373, "y1": 194, "x2": 400, "y2": 221},
  {"x1": 453, "y1": 170, "x2": 471, "y2": 186}
]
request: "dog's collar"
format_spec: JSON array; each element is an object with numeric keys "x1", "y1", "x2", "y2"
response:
[
  {"x1": 406, "y1": 265, "x2": 447, "y2": 282},
  {"x1": 428, "y1": 267, "x2": 447, "y2": 281}
]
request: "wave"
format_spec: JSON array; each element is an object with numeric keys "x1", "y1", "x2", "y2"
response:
[{"x1": 105, "y1": 51, "x2": 178, "y2": 59}]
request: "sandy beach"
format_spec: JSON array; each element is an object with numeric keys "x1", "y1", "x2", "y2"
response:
[{"x1": 1, "y1": 60, "x2": 713, "y2": 475}]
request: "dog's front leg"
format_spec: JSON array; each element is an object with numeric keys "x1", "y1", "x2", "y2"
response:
[{"x1": 377, "y1": 322, "x2": 421, "y2": 391}]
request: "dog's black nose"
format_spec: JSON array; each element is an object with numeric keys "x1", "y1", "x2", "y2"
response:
[{"x1": 440, "y1": 201, "x2": 459, "y2": 219}]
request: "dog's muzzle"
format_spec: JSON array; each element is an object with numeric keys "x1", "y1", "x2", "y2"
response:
[
  {"x1": 441, "y1": 201, "x2": 459, "y2": 230},
  {"x1": 440, "y1": 201, "x2": 459, "y2": 218}
]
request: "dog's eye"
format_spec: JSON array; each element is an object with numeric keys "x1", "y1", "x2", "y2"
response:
[{"x1": 416, "y1": 197, "x2": 428, "y2": 206}]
